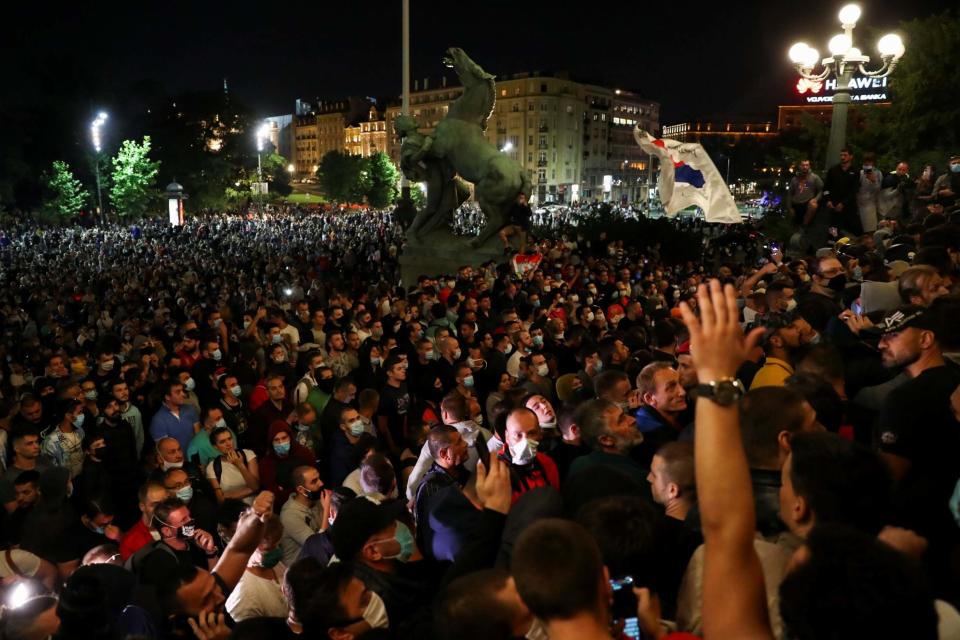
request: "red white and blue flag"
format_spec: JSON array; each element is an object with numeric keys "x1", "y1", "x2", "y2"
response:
[{"x1": 634, "y1": 129, "x2": 741, "y2": 224}]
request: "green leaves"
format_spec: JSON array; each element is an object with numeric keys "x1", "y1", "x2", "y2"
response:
[
  {"x1": 315, "y1": 150, "x2": 399, "y2": 206},
  {"x1": 109, "y1": 136, "x2": 161, "y2": 218},
  {"x1": 43, "y1": 160, "x2": 89, "y2": 218}
]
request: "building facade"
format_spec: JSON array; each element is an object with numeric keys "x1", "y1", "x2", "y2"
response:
[
  {"x1": 382, "y1": 73, "x2": 659, "y2": 205},
  {"x1": 293, "y1": 97, "x2": 376, "y2": 178},
  {"x1": 344, "y1": 106, "x2": 389, "y2": 158}
]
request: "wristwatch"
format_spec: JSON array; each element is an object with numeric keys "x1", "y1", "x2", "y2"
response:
[{"x1": 696, "y1": 378, "x2": 745, "y2": 406}]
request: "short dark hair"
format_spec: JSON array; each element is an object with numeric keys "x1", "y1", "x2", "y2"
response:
[
  {"x1": 209, "y1": 426, "x2": 232, "y2": 447},
  {"x1": 284, "y1": 559, "x2": 354, "y2": 634},
  {"x1": 427, "y1": 424, "x2": 460, "y2": 459},
  {"x1": 440, "y1": 393, "x2": 469, "y2": 422},
  {"x1": 786, "y1": 372, "x2": 843, "y2": 433},
  {"x1": 512, "y1": 519, "x2": 604, "y2": 620},
  {"x1": 592, "y1": 370, "x2": 629, "y2": 400},
  {"x1": 435, "y1": 569, "x2": 517, "y2": 640},
  {"x1": 576, "y1": 495, "x2": 660, "y2": 587},
  {"x1": 740, "y1": 387, "x2": 808, "y2": 468},
  {"x1": 789, "y1": 432, "x2": 891, "y2": 535},
  {"x1": 779, "y1": 524, "x2": 937, "y2": 640}
]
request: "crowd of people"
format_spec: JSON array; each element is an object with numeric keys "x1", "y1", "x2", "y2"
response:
[{"x1": 0, "y1": 155, "x2": 958, "y2": 639}]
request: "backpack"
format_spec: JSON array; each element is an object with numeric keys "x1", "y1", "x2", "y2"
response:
[{"x1": 211, "y1": 450, "x2": 249, "y2": 485}]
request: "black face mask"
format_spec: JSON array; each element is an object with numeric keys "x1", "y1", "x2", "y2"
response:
[
  {"x1": 301, "y1": 487, "x2": 323, "y2": 502},
  {"x1": 827, "y1": 273, "x2": 848, "y2": 292}
]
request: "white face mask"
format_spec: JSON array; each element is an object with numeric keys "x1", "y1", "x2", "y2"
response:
[
  {"x1": 362, "y1": 591, "x2": 390, "y2": 629},
  {"x1": 536, "y1": 364, "x2": 549, "y2": 377},
  {"x1": 509, "y1": 438, "x2": 539, "y2": 465},
  {"x1": 785, "y1": 299, "x2": 798, "y2": 312},
  {"x1": 161, "y1": 459, "x2": 183, "y2": 470}
]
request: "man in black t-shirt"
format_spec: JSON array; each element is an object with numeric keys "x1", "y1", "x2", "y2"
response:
[
  {"x1": 377, "y1": 356, "x2": 411, "y2": 455},
  {"x1": 873, "y1": 306, "x2": 960, "y2": 542}
]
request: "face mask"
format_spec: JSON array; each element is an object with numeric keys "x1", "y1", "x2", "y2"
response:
[
  {"x1": 808, "y1": 332, "x2": 823, "y2": 345},
  {"x1": 463, "y1": 375, "x2": 475, "y2": 388},
  {"x1": 586, "y1": 296, "x2": 594, "y2": 305},
  {"x1": 504, "y1": 343, "x2": 513, "y2": 355},
  {"x1": 349, "y1": 419, "x2": 365, "y2": 437},
  {"x1": 73, "y1": 413, "x2": 85, "y2": 428},
  {"x1": 785, "y1": 299, "x2": 798, "y2": 312},
  {"x1": 532, "y1": 335, "x2": 544, "y2": 348},
  {"x1": 536, "y1": 364, "x2": 549, "y2": 377},
  {"x1": 951, "y1": 164, "x2": 960, "y2": 174},
  {"x1": 827, "y1": 273, "x2": 848, "y2": 292},
  {"x1": 555, "y1": 332, "x2": 565, "y2": 341},
  {"x1": 531, "y1": 299, "x2": 541, "y2": 308},
  {"x1": 161, "y1": 459, "x2": 183, "y2": 470},
  {"x1": 231, "y1": 385, "x2": 242, "y2": 397},
  {"x1": 274, "y1": 441, "x2": 291, "y2": 456},
  {"x1": 259, "y1": 547, "x2": 284, "y2": 569},
  {"x1": 593, "y1": 360, "x2": 603, "y2": 372},
  {"x1": 585, "y1": 311, "x2": 595, "y2": 322},
  {"x1": 362, "y1": 591, "x2": 390, "y2": 630},
  {"x1": 243, "y1": 320, "x2": 251, "y2": 330},
  {"x1": 509, "y1": 438, "x2": 539, "y2": 465},
  {"x1": 272, "y1": 333, "x2": 282, "y2": 344},
  {"x1": 101, "y1": 360, "x2": 114, "y2": 372},
  {"x1": 853, "y1": 266, "x2": 863, "y2": 281},
  {"x1": 452, "y1": 348, "x2": 462, "y2": 360},
  {"x1": 211, "y1": 349, "x2": 222, "y2": 362},
  {"x1": 176, "y1": 485, "x2": 194, "y2": 503},
  {"x1": 117, "y1": 354, "x2": 127, "y2": 364},
  {"x1": 425, "y1": 350, "x2": 436, "y2": 360},
  {"x1": 84, "y1": 390, "x2": 98, "y2": 401},
  {"x1": 215, "y1": 417, "x2": 227, "y2": 430},
  {"x1": 370, "y1": 357, "x2": 381, "y2": 366},
  {"x1": 377, "y1": 521, "x2": 415, "y2": 562},
  {"x1": 184, "y1": 377, "x2": 196, "y2": 391},
  {"x1": 301, "y1": 486, "x2": 323, "y2": 502},
  {"x1": 272, "y1": 355, "x2": 286, "y2": 364},
  {"x1": 213, "y1": 319, "x2": 223, "y2": 328},
  {"x1": 863, "y1": 165, "x2": 873, "y2": 172}
]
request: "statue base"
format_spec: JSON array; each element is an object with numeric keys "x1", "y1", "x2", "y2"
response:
[{"x1": 399, "y1": 229, "x2": 504, "y2": 287}]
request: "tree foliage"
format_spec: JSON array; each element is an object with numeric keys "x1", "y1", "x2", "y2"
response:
[
  {"x1": 366, "y1": 152, "x2": 400, "y2": 208},
  {"x1": 316, "y1": 151, "x2": 370, "y2": 203},
  {"x1": 260, "y1": 152, "x2": 293, "y2": 197},
  {"x1": 42, "y1": 160, "x2": 89, "y2": 218},
  {"x1": 109, "y1": 137, "x2": 160, "y2": 218}
]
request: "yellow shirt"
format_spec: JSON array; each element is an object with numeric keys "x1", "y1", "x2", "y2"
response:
[{"x1": 750, "y1": 357, "x2": 794, "y2": 390}]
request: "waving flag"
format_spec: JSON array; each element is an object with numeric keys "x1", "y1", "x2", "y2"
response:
[{"x1": 634, "y1": 128, "x2": 741, "y2": 224}]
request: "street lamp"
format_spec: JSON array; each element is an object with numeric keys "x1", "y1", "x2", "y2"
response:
[
  {"x1": 255, "y1": 124, "x2": 269, "y2": 214},
  {"x1": 90, "y1": 112, "x2": 108, "y2": 223},
  {"x1": 500, "y1": 141, "x2": 514, "y2": 153},
  {"x1": 789, "y1": 4, "x2": 904, "y2": 167}
]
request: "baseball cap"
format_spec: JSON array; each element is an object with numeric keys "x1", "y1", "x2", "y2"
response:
[
  {"x1": 329, "y1": 496, "x2": 406, "y2": 561},
  {"x1": 867, "y1": 305, "x2": 937, "y2": 335}
]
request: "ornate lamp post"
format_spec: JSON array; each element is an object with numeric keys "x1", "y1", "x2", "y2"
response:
[{"x1": 789, "y1": 4, "x2": 904, "y2": 168}]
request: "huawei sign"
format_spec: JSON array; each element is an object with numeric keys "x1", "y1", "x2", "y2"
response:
[{"x1": 796, "y1": 78, "x2": 823, "y2": 94}]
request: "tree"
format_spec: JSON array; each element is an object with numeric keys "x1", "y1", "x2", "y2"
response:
[
  {"x1": 109, "y1": 137, "x2": 160, "y2": 218},
  {"x1": 316, "y1": 150, "x2": 369, "y2": 203},
  {"x1": 261, "y1": 152, "x2": 293, "y2": 197},
  {"x1": 366, "y1": 152, "x2": 400, "y2": 208},
  {"x1": 42, "y1": 160, "x2": 89, "y2": 218}
]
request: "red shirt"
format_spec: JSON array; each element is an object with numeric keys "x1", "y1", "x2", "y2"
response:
[
  {"x1": 497, "y1": 448, "x2": 561, "y2": 504},
  {"x1": 119, "y1": 520, "x2": 156, "y2": 561}
]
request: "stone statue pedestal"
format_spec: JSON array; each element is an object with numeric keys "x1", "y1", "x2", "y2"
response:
[{"x1": 399, "y1": 229, "x2": 503, "y2": 286}]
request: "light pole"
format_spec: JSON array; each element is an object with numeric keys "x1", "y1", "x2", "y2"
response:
[
  {"x1": 90, "y1": 112, "x2": 108, "y2": 224},
  {"x1": 789, "y1": 4, "x2": 904, "y2": 169},
  {"x1": 255, "y1": 123, "x2": 269, "y2": 214}
]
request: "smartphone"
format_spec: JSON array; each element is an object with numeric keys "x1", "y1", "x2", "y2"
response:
[
  {"x1": 610, "y1": 576, "x2": 638, "y2": 621},
  {"x1": 621, "y1": 617, "x2": 642, "y2": 640},
  {"x1": 851, "y1": 301, "x2": 863, "y2": 315},
  {"x1": 475, "y1": 430, "x2": 491, "y2": 468}
]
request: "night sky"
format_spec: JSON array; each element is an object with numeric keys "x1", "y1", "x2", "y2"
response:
[{"x1": 3, "y1": 0, "x2": 954, "y2": 123}]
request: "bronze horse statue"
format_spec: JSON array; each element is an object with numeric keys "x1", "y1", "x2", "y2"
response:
[{"x1": 400, "y1": 47, "x2": 529, "y2": 247}]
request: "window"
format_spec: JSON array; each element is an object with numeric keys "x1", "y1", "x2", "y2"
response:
[
  {"x1": 540, "y1": 103, "x2": 548, "y2": 112},
  {"x1": 528, "y1": 135, "x2": 533, "y2": 145},
  {"x1": 540, "y1": 83, "x2": 548, "y2": 93},
  {"x1": 512, "y1": 103, "x2": 519, "y2": 112},
  {"x1": 500, "y1": 89, "x2": 507, "y2": 97},
  {"x1": 528, "y1": 102, "x2": 535, "y2": 111}
]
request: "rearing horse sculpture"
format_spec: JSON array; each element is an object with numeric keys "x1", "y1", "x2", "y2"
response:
[{"x1": 428, "y1": 47, "x2": 530, "y2": 247}]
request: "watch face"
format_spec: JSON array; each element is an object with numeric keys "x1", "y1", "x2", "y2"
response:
[{"x1": 714, "y1": 381, "x2": 743, "y2": 405}]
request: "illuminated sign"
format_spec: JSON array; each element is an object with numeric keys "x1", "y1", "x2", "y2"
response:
[
  {"x1": 795, "y1": 74, "x2": 889, "y2": 104},
  {"x1": 602, "y1": 175, "x2": 613, "y2": 193}
]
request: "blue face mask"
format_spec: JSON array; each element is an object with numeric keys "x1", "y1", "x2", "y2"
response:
[
  {"x1": 951, "y1": 164, "x2": 960, "y2": 174},
  {"x1": 272, "y1": 334, "x2": 282, "y2": 344},
  {"x1": 259, "y1": 547, "x2": 284, "y2": 569},
  {"x1": 230, "y1": 385, "x2": 242, "y2": 398},
  {"x1": 176, "y1": 485, "x2": 194, "y2": 503},
  {"x1": 73, "y1": 413, "x2": 85, "y2": 429},
  {"x1": 274, "y1": 441, "x2": 291, "y2": 456},
  {"x1": 184, "y1": 377, "x2": 196, "y2": 392},
  {"x1": 463, "y1": 375, "x2": 475, "y2": 388},
  {"x1": 531, "y1": 299, "x2": 541, "y2": 308},
  {"x1": 532, "y1": 335, "x2": 544, "y2": 348}
]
